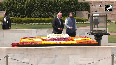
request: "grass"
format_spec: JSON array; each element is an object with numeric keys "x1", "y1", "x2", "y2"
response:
[
  {"x1": 107, "y1": 23, "x2": 116, "y2": 43},
  {"x1": 77, "y1": 23, "x2": 90, "y2": 28},
  {"x1": 11, "y1": 24, "x2": 52, "y2": 29},
  {"x1": 108, "y1": 23, "x2": 116, "y2": 33},
  {"x1": 108, "y1": 35, "x2": 116, "y2": 43},
  {"x1": 0, "y1": 23, "x2": 90, "y2": 29}
]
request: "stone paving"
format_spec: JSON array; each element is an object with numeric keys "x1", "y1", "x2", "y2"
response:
[
  {"x1": 109, "y1": 33, "x2": 116, "y2": 35},
  {"x1": 78, "y1": 26, "x2": 90, "y2": 29},
  {"x1": 0, "y1": 47, "x2": 112, "y2": 65}
]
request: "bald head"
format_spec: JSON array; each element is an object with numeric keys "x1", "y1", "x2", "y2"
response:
[{"x1": 57, "y1": 12, "x2": 62, "y2": 19}]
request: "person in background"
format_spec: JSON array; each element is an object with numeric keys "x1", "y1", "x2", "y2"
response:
[
  {"x1": 52, "y1": 12, "x2": 64, "y2": 34},
  {"x1": 65, "y1": 12, "x2": 77, "y2": 37},
  {"x1": 2, "y1": 11, "x2": 11, "y2": 30},
  {"x1": 93, "y1": 11, "x2": 99, "y2": 28}
]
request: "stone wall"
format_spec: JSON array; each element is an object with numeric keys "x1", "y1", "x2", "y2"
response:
[
  {"x1": 0, "y1": 47, "x2": 112, "y2": 65},
  {"x1": 0, "y1": 0, "x2": 4, "y2": 2},
  {"x1": 0, "y1": 29, "x2": 108, "y2": 47},
  {"x1": 76, "y1": 11, "x2": 88, "y2": 19},
  {"x1": 0, "y1": 11, "x2": 5, "y2": 17},
  {"x1": 78, "y1": 0, "x2": 116, "y2": 21},
  {"x1": 89, "y1": 1, "x2": 116, "y2": 21}
]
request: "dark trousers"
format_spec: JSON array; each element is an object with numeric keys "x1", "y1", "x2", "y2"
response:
[
  {"x1": 66, "y1": 32, "x2": 76, "y2": 37},
  {"x1": 52, "y1": 32, "x2": 62, "y2": 34},
  {"x1": 2, "y1": 25, "x2": 9, "y2": 29},
  {"x1": 94, "y1": 24, "x2": 98, "y2": 28}
]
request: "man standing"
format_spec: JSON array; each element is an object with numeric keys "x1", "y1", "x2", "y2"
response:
[
  {"x1": 93, "y1": 11, "x2": 99, "y2": 28},
  {"x1": 65, "y1": 12, "x2": 77, "y2": 37},
  {"x1": 52, "y1": 12, "x2": 64, "y2": 34},
  {"x1": 2, "y1": 12, "x2": 11, "y2": 30}
]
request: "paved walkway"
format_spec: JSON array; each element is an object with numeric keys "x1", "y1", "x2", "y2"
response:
[
  {"x1": 78, "y1": 26, "x2": 90, "y2": 29},
  {"x1": 109, "y1": 33, "x2": 116, "y2": 35}
]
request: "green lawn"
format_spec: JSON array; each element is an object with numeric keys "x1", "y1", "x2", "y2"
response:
[
  {"x1": 108, "y1": 35, "x2": 116, "y2": 43},
  {"x1": 0, "y1": 23, "x2": 90, "y2": 29},
  {"x1": 108, "y1": 23, "x2": 116, "y2": 43},
  {"x1": 108, "y1": 23, "x2": 116, "y2": 33}
]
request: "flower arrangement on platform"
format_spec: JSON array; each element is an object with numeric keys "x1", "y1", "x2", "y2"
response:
[{"x1": 11, "y1": 34, "x2": 98, "y2": 47}]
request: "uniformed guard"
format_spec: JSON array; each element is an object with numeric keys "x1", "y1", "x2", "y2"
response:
[{"x1": 2, "y1": 12, "x2": 11, "y2": 30}]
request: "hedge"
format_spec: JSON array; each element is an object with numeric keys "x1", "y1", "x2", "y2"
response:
[
  {"x1": 107, "y1": 19, "x2": 111, "y2": 23},
  {"x1": 0, "y1": 17, "x2": 88, "y2": 24},
  {"x1": 0, "y1": 2, "x2": 4, "y2": 11},
  {"x1": 0, "y1": 0, "x2": 90, "y2": 18}
]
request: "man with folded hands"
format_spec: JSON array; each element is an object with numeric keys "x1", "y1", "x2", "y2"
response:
[{"x1": 65, "y1": 12, "x2": 77, "y2": 37}]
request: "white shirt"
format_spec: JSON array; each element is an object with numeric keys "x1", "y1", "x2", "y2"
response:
[
  {"x1": 4, "y1": 17, "x2": 6, "y2": 22},
  {"x1": 57, "y1": 17, "x2": 61, "y2": 25}
]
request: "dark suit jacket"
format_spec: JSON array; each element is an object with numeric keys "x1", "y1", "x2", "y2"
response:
[
  {"x1": 2, "y1": 16, "x2": 11, "y2": 29},
  {"x1": 52, "y1": 17, "x2": 64, "y2": 34}
]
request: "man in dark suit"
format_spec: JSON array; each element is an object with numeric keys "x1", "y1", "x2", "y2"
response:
[
  {"x1": 52, "y1": 13, "x2": 64, "y2": 34},
  {"x1": 2, "y1": 12, "x2": 11, "y2": 30}
]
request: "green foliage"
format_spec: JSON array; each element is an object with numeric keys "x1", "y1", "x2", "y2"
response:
[
  {"x1": 107, "y1": 19, "x2": 111, "y2": 23},
  {"x1": 0, "y1": 17, "x2": 88, "y2": 24},
  {"x1": 75, "y1": 17, "x2": 88, "y2": 23},
  {"x1": 0, "y1": 2, "x2": 4, "y2": 11},
  {"x1": 0, "y1": 17, "x2": 3, "y2": 22},
  {"x1": 0, "y1": 0, "x2": 90, "y2": 18}
]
